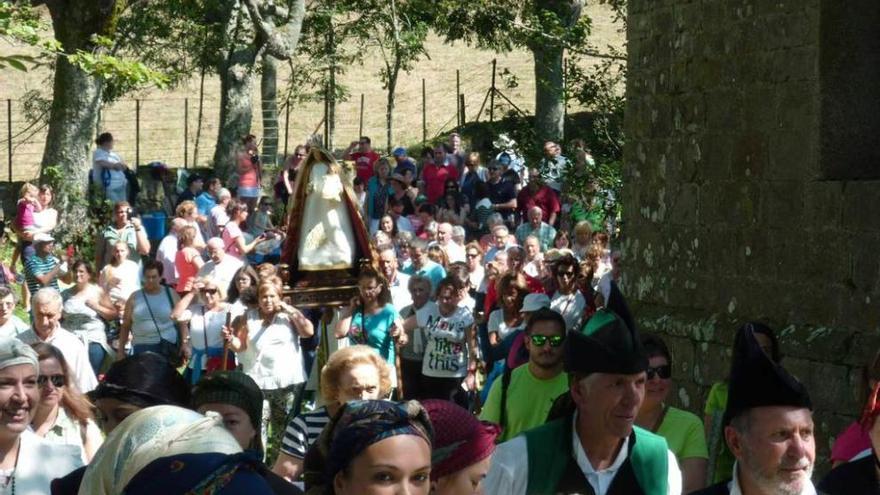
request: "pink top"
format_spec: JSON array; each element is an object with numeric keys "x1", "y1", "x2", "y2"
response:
[
  {"x1": 174, "y1": 248, "x2": 200, "y2": 293},
  {"x1": 15, "y1": 200, "x2": 35, "y2": 231},
  {"x1": 222, "y1": 222, "x2": 245, "y2": 259},
  {"x1": 831, "y1": 421, "x2": 871, "y2": 462},
  {"x1": 237, "y1": 153, "x2": 260, "y2": 188}
]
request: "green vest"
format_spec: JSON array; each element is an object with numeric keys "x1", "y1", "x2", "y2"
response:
[{"x1": 524, "y1": 417, "x2": 669, "y2": 495}]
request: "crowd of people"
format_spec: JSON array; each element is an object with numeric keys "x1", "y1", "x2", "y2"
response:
[{"x1": 0, "y1": 130, "x2": 873, "y2": 494}]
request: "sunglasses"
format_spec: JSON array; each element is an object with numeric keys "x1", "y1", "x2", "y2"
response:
[
  {"x1": 646, "y1": 365, "x2": 672, "y2": 380},
  {"x1": 529, "y1": 334, "x2": 564, "y2": 348},
  {"x1": 38, "y1": 374, "x2": 65, "y2": 388},
  {"x1": 201, "y1": 288, "x2": 219, "y2": 295},
  {"x1": 466, "y1": 253, "x2": 479, "y2": 258},
  {"x1": 557, "y1": 271, "x2": 576, "y2": 279}
]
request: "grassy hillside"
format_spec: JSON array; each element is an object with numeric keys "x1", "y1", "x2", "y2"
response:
[{"x1": 0, "y1": 4, "x2": 624, "y2": 181}]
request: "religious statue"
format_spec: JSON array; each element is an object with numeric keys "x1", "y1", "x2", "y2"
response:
[{"x1": 281, "y1": 147, "x2": 375, "y2": 306}]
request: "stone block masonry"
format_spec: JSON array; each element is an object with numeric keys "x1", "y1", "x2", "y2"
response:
[{"x1": 624, "y1": 0, "x2": 880, "y2": 473}]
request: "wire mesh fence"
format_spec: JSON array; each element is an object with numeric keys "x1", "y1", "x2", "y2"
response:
[{"x1": 1, "y1": 58, "x2": 543, "y2": 182}]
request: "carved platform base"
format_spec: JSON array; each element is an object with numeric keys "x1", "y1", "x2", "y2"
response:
[{"x1": 279, "y1": 264, "x2": 361, "y2": 308}]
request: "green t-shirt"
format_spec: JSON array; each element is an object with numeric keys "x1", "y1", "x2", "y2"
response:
[
  {"x1": 479, "y1": 365, "x2": 569, "y2": 442},
  {"x1": 656, "y1": 406, "x2": 708, "y2": 462},
  {"x1": 704, "y1": 381, "x2": 735, "y2": 483}
]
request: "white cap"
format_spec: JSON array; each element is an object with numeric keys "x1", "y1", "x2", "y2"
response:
[
  {"x1": 33, "y1": 233, "x2": 55, "y2": 244},
  {"x1": 521, "y1": 293, "x2": 551, "y2": 313}
]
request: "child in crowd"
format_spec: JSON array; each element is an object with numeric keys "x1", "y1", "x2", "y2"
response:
[{"x1": 10, "y1": 183, "x2": 42, "y2": 272}]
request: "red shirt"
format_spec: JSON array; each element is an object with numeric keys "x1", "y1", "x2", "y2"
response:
[
  {"x1": 517, "y1": 185, "x2": 561, "y2": 222},
  {"x1": 421, "y1": 162, "x2": 459, "y2": 204},
  {"x1": 350, "y1": 151, "x2": 381, "y2": 184}
]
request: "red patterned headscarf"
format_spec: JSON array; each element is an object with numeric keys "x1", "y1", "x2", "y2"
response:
[{"x1": 422, "y1": 400, "x2": 501, "y2": 481}]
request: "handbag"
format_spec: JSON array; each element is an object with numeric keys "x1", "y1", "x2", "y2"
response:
[{"x1": 142, "y1": 287, "x2": 183, "y2": 367}]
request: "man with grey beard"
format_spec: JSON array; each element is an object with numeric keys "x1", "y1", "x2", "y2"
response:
[{"x1": 693, "y1": 325, "x2": 816, "y2": 495}]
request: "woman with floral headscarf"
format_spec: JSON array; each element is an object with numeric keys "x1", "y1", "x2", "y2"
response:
[{"x1": 303, "y1": 400, "x2": 433, "y2": 495}]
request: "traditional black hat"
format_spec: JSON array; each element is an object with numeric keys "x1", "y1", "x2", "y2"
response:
[
  {"x1": 564, "y1": 308, "x2": 648, "y2": 375},
  {"x1": 723, "y1": 323, "x2": 812, "y2": 425}
]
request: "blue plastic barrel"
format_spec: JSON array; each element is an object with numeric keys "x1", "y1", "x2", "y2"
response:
[{"x1": 140, "y1": 211, "x2": 167, "y2": 241}]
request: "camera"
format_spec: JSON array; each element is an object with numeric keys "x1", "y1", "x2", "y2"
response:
[{"x1": 250, "y1": 153, "x2": 260, "y2": 165}]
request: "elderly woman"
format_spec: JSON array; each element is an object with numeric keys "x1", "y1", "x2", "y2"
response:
[
  {"x1": 273, "y1": 345, "x2": 393, "y2": 482},
  {"x1": 423, "y1": 400, "x2": 500, "y2": 495},
  {"x1": 172, "y1": 277, "x2": 232, "y2": 384},
  {"x1": 30, "y1": 343, "x2": 103, "y2": 463},
  {"x1": 302, "y1": 400, "x2": 433, "y2": 495},
  {"x1": 95, "y1": 200, "x2": 150, "y2": 270},
  {"x1": 118, "y1": 259, "x2": 189, "y2": 365},
  {"x1": 175, "y1": 200, "x2": 207, "y2": 250},
  {"x1": 636, "y1": 334, "x2": 708, "y2": 494},
  {"x1": 62, "y1": 259, "x2": 117, "y2": 374},
  {"x1": 0, "y1": 337, "x2": 82, "y2": 494},
  {"x1": 225, "y1": 281, "x2": 313, "y2": 450}
]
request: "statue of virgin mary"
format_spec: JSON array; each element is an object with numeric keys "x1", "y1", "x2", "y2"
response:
[{"x1": 282, "y1": 147, "x2": 373, "y2": 274}]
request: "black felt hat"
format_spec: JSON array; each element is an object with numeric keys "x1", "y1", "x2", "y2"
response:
[
  {"x1": 723, "y1": 324, "x2": 812, "y2": 425},
  {"x1": 564, "y1": 308, "x2": 648, "y2": 375}
]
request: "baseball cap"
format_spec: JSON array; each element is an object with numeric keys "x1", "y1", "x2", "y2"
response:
[{"x1": 521, "y1": 293, "x2": 551, "y2": 313}]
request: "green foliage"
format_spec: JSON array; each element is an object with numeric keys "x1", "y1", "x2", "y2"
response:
[
  {"x1": 68, "y1": 36, "x2": 170, "y2": 100},
  {"x1": 41, "y1": 165, "x2": 107, "y2": 263},
  {"x1": 0, "y1": 2, "x2": 62, "y2": 71}
]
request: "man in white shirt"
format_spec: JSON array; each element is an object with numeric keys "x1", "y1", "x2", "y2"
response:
[
  {"x1": 485, "y1": 309, "x2": 682, "y2": 495},
  {"x1": 156, "y1": 217, "x2": 187, "y2": 287},
  {"x1": 433, "y1": 222, "x2": 465, "y2": 263},
  {"x1": 92, "y1": 132, "x2": 129, "y2": 203},
  {"x1": 0, "y1": 287, "x2": 28, "y2": 338},
  {"x1": 17, "y1": 288, "x2": 98, "y2": 393},
  {"x1": 209, "y1": 188, "x2": 232, "y2": 238},
  {"x1": 692, "y1": 326, "x2": 816, "y2": 495},
  {"x1": 378, "y1": 246, "x2": 411, "y2": 315},
  {"x1": 198, "y1": 237, "x2": 244, "y2": 292}
]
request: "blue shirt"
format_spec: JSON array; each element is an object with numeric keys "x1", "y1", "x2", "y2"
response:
[
  {"x1": 195, "y1": 192, "x2": 217, "y2": 217},
  {"x1": 349, "y1": 303, "x2": 398, "y2": 365},
  {"x1": 403, "y1": 260, "x2": 446, "y2": 293}
]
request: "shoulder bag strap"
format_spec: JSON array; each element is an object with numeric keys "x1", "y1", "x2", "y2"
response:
[
  {"x1": 201, "y1": 305, "x2": 209, "y2": 350},
  {"x1": 140, "y1": 290, "x2": 164, "y2": 342}
]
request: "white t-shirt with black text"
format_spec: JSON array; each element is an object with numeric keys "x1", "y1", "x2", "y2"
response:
[{"x1": 419, "y1": 305, "x2": 474, "y2": 378}]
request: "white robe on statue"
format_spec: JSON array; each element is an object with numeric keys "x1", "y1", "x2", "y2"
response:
[{"x1": 298, "y1": 162, "x2": 356, "y2": 270}]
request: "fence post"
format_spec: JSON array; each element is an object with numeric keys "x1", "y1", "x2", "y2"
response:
[
  {"x1": 489, "y1": 59, "x2": 496, "y2": 123},
  {"x1": 323, "y1": 84, "x2": 329, "y2": 148},
  {"x1": 359, "y1": 93, "x2": 364, "y2": 139},
  {"x1": 135, "y1": 99, "x2": 141, "y2": 167},
  {"x1": 456, "y1": 69, "x2": 461, "y2": 127},
  {"x1": 422, "y1": 79, "x2": 426, "y2": 145},
  {"x1": 6, "y1": 100, "x2": 11, "y2": 182},
  {"x1": 284, "y1": 97, "x2": 290, "y2": 157},
  {"x1": 459, "y1": 94, "x2": 466, "y2": 126},
  {"x1": 184, "y1": 98, "x2": 189, "y2": 169}
]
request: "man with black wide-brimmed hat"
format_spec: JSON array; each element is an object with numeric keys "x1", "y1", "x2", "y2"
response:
[
  {"x1": 692, "y1": 325, "x2": 815, "y2": 495},
  {"x1": 484, "y1": 308, "x2": 682, "y2": 494}
]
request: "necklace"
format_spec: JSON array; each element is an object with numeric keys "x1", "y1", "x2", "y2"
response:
[{"x1": 1, "y1": 438, "x2": 21, "y2": 495}]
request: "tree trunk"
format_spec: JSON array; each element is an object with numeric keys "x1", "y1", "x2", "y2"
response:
[
  {"x1": 532, "y1": 44, "x2": 565, "y2": 143},
  {"x1": 531, "y1": 0, "x2": 583, "y2": 143},
  {"x1": 40, "y1": 0, "x2": 123, "y2": 246},
  {"x1": 212, "y1": 3, "x2": 258, "y2": 178},
  {"x1": 386, "y1": 70, "x2": 397, "y2": 154},
  {"x1": 260, "y1": 53, "x2": 279, "y2": 168}
]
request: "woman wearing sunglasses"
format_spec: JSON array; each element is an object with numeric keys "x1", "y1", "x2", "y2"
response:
[
  {"x1": 171, "y1": 277, "x2": 233, "y2": 384},
  {"x1": 635, "y1": 334, "x2": 708, "y2": 494},
  {"x1": 30, "y1": 343, "x2": 103, "y2": 464}
]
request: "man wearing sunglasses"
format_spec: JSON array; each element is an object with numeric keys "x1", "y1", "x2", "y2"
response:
[
  {"x1": 486, "y1": 308, "x2": 682, "y2": 495},
  {"x1": 481, "y1": 308, "x2": 569, "y2": 442}
]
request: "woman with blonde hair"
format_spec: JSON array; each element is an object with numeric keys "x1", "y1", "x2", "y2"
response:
[
  {"x1": 175, "y1": 200, "x2": 206, "y2": 250},
  {"x1": 272, "y1": 345, "x2": 392, "y2": 482},
  {"x1": 225, "y1": 281, "x2": 313, "y2": 452},
  {"x1": 30, "y1": 343, "x2": 104, "y2": 463},
  {"x1": 98, "y1": 241, "x2": 141, "y2": 314},
  {"x1": 572, "y1": 220, "x2": 593, "y2": 260}
]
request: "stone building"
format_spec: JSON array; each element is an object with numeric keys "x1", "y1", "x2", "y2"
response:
[{"x1": 623, "y1": 0, "x2": 880, "y2": 468}]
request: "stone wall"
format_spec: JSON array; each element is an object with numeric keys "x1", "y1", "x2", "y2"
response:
[{"x1": 624, "y1": 0, "x2": 880, "y2": 470}]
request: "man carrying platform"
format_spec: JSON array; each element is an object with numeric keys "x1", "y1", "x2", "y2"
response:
[{"x1": 484, "y1": 308, "x2": 682, "y2": 494}]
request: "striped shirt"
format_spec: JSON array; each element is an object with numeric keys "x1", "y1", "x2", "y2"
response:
[
  {"x1": 280, "y1": 407, "x2": 331, "y2": 459},
  {"x1": 24, "y1": 254, "x2": 60, "y2": 294}
]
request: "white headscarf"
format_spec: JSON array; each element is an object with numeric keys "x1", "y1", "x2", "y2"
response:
[{"x1": 78, "y1": 405, "x2": 242, "y2": 495}]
